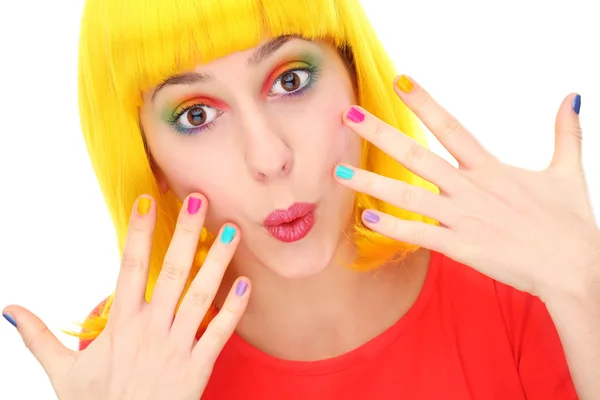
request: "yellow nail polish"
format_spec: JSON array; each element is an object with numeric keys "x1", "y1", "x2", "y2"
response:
[
  {"x1": 137, "y1": 198, "x2": 151, "y2": 215},
  {"x1": 396, "y1": 75, "x2": 414, "y2": 93}
]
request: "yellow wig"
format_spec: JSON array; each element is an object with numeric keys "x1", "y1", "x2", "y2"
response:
[{"x1": 76, "y1": 0, "x2": 438, "y2": 341}]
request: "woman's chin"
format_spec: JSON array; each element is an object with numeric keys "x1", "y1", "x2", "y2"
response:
[
  {"x1": 268, "y1": 258, "x2": 332, "y2": 279},
  {"x1": 255, "y1": 237, "x2": 342, "y2": 280}
]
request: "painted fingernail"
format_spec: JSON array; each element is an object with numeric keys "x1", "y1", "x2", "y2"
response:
[
  {"x1": 364, "y1": 211, "x2": 380, "y2": 224},
  {"x1": 137, "y1": 198, "x2": 151, "y2": 215},
  {"x1": 3, "y1": 313, "x2": 17, "y2": 328},
  {"x1": 396, "y1": 75, "x2": 414, "y2": 93},
  {"x1": 236, "y1": 280, "x2": 248, "y2": 296},
  {"x1": 221, "y1": 226, "x2": 236, "y2": 244},
  {"x1": 335, "y1": 165, "x2": 354, "y2": 180},
  {"x1": 187, "y1": 197, "x2": 202, "y2": 215},
  {"x1": 572, "y1": 94, "x2": 581, "y2": 115},
  {"x1": 347, "y1": 107, "x2": 365, "y2": 123}
]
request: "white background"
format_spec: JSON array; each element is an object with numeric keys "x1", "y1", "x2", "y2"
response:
[{"x1": 0, "y1": 0, "x2": 599, "y2": 398}]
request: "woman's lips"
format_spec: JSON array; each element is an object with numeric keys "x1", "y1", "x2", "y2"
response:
[{"x1": 263, "y1": 202, "x2": 316, "y2": 243}]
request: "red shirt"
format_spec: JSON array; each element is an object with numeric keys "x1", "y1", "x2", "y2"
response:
[{"x1": 81, "y1": 251, "x2": 577, "y2": 399}]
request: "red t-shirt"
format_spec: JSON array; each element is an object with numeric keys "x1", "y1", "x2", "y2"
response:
[{"x1": 80, "y1": 251, "x2": 578, "y2": 399}]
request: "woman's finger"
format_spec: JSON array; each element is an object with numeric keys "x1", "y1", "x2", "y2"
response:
[
  {"x1": 343, "y1": 105, "x2": 462, "y2": 195},
  {"x1": 333, "y1": 163, "x2": 463, "y2": 226},
  {"x1": 150, "y1": 194, "x2": 207, "y2": 329},
  {"x1": 2, "y1": 305, "x2": 73, "y2": 382},
  {"x1": 550, "y1": 93, "x2": 583, "y2": 173},
  {"x1": 392, "y1": 75, "x2": 495, "y2": 169},
  {"x1": 360, "y1": 210, "x2": 459, "y2": 256},
  {"x1": 110, "y1": 195, "x2": 155, "y2": 320},
  {"x1": 170, "y1": 224, "x2": 241, "y2": 348},
  {"x1": 192, "y1": 277, "x2": 250, "y2": 368}
]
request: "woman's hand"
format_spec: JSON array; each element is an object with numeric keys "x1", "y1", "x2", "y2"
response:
[
  {"x1": 2, "y1": 194, "x2": 249, "y2": 400},
  {"x1": 335, "y1": 75, "x2": 600, "y2": 302}
]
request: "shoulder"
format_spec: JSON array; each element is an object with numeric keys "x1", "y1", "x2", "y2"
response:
[
  {"x1": 434, "y1": 252, "x2": 537, "y2": 319},
  {"x1": 434, "y1": 252, "x2": 556, "y2": 343},
  {"x1": 434, "y1": 253, "x2": 576, "y2": 398}
]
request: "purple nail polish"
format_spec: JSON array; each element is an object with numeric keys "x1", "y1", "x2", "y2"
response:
[
  {"x1": 3, "y1": 313, "x2": 17, "y2": 328},
  {"x1": 236, "y1": 281, "x2": 248, "y2": 296},
  {"x1": 347, "y1": 107, "x2": 365, "y2": 123},
  {"x1": 364, "y1": 211, "x2": 380, "y2": 224},
  {"x1": 187, "y1": 197, "x2": 202, "y2": 215}
]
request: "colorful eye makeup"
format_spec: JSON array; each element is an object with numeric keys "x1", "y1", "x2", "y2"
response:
[
  {"x1": 164, "y1": 97, "x2": 227, "y2": 136},
  {"x1": 262, "y1": 58, "x2": 321, "y2": 98},
  {"x1": 164, "y1": 54, "x2": 321, "y2": 136}
]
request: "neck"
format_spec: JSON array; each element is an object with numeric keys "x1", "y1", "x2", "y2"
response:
[{"x1": 216, "y1": 242, "x2": 431, "y2": 361}]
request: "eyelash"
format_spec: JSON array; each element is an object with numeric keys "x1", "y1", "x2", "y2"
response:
[
  {"x1": 166, "y1": 107, "x2": 218, "y2": 136},
  {"x1": 167, "y1": 64, "x2": 321, "y2": 136},
  {"x1": 269, "y1": 64, "x2": 321, "y2": 100}
]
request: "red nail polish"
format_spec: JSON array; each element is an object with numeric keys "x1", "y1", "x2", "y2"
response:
[{"x1": 347, "y1": 107, "x2": 365, "y2": 123}]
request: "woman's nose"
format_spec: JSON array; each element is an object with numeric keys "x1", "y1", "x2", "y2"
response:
[{"x1": 242, "y1": 116, "x2": 294, "y2": 182}]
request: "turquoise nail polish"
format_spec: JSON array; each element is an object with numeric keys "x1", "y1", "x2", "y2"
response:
[
  {"x1": 220, "y1": 226, "x2": 236, "y2": 244},
  {"x1": 335, "y1": 165, "x2": 354, "y2": 180}
]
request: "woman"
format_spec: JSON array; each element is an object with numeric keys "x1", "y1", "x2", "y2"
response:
[{"x1": 3, "y1": 0, "x2": 599, "y2": 398}]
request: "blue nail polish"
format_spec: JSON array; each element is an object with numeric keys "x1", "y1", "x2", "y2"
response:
[
  {"x1": 236, "y1": 281, "x2": 248, "y2": 296},
  {"x1": 364, "y1": 211, "x2": 380, "y2": 224},
  {"x1": 220, "y1": 226, "x2": 236, "y2": 244},
  {"x1": 572, "y1": 94, "x2": 581, "y2": 115},
  {"x1": 3, "y1": 313, "x2": 17, "y2": 328},
  {"x1": 335, "y1": 165, "x2": 354, "y2": 180}
]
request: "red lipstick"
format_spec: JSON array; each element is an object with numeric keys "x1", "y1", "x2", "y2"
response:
[{"x1": 263, "y1": 202, "x2": 316, "y2": 243}]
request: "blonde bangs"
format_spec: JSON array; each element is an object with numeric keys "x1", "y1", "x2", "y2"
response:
[{"x1": 84, "y1": 0, "x2": 355, "y2": 108}]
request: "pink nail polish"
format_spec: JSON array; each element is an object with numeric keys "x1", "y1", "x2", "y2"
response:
[
  {"x1": 347, "y1": 107, "x2": 365, "y2": 123},
  {"x1": 187, "y1": 197, "x2": 202, "y2": 215}
]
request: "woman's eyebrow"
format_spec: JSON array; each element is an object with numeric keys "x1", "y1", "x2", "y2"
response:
[
  {"x1": 152, "y1": 72, "x2": 212, "y2": 102},
  {"x1": 247, "y1": 35, "x2": 301, "y2": 66},
  {"x1": 152, "y1": 35, "x2": 303, "y2": 102}
]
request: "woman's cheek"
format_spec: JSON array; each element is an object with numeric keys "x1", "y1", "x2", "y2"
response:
[{"x1": 302, "y1": 105, "x2": 359, "y2": 164}]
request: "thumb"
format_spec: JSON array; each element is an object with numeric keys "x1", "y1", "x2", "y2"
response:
[
  {"x1": 3, "y1": 305, "x2": 74, "y2": 379},
  {"x1": 550, "y1": 93, "x2": 583, "y2": 172}
]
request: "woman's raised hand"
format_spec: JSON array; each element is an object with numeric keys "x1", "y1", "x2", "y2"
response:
[
  {"x1": 2, "y1": 194, "x2": 249, "y2": 400},
  {"x1": 335, "y1": 75, "x2": 600, "y2": 302}
]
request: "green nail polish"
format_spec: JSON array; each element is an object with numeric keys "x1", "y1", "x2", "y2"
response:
[
  {"x1": 335, "y1": 165, "x2": 354, "y2": 180},
  {"x1": 220, "y1": 226, "x2": 236, "y2": 244}
]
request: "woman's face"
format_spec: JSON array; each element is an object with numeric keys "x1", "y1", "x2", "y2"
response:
[{"x1": 140, "y1": 38, "x2": 361, "y2": 278}]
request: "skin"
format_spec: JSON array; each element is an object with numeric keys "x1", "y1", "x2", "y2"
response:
[
  {"x1": 141, "y1": 38, "x2": 362, "y2": 281},
  {"x1": 336, "y1": 78, "x2": 600, "y2": 398},
  {"x1": 140, "y1": 38, "x2": 431, "y2": 360},
  {"x1": 0, "y1": 39, "x2": 431, "y2": 400},
  {"x1": 4, "y1": 37, "x2": 599, "y2": 400}
]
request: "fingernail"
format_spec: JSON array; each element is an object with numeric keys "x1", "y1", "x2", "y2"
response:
[
  {"x1": 187, "y1": 197, "x2": 202, "y2": 215},
  {"x1": 220, "y1": 226, "x2": 236, "y2": 244},
  {"x1": 364, "y1": 211, "x2": 380, "y2": 224},
  {"x1": 3, "y1": 313, "x2": 17, "y2": 328},
  {"x1": 236, "y1": 280, "x2": 248, "y2": 296},
  {"x1": 137, "y1": 198, "x2": 151, "y2": 215},
  {"x1": 396, "y1": 75, "x2": 414, "y2": 93},
  {"x1": 335, "y1": 165, "x2": 354, "y2": 180},
  {"x1": 347, "y1": 107, "x2": 365, "y2": 123},
  {"x1": 572, "y1": 94, "x2": 581, "y2": 115}
]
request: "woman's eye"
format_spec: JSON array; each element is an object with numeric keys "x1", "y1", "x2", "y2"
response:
[
  {"x1": 269, "y1": 70, "x2": 310, "y2": 96},
  {"x1": 176, "y1": 105, "x2": 222, "y2": 129}
]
